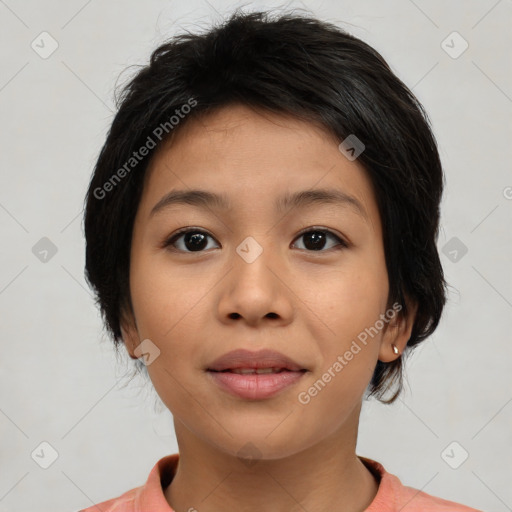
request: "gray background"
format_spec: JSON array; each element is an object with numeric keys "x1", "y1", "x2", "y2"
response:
[{"x1": 1, "y1": 1, "x2": 511, "y2": 511}]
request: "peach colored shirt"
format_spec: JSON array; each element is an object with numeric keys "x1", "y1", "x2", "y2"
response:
[{"x1": 79, "y1": 454, "x2": 482, "y2": 511}]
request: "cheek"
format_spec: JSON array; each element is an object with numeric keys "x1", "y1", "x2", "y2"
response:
[
  {"x1": 129, "y1": 250, "x2": 202, "y2": 337},
  {"x1": 129, "y1": 253, "x2": 211, "y2": 367},
  {"x1": 309, "y1": 265, "x2": 388, "y2": 336},
  {"x1": 304, "y1": 266, "x2": 387, "y2": 396}
]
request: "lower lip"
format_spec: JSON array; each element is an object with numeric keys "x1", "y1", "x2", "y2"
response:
[{"x1": 207, "y1": 370, "x2": 306, "y2": 400}]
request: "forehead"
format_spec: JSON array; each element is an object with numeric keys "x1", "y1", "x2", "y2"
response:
[{"x1": 138, "y1": 104, "x2": 380, "y2": 231}]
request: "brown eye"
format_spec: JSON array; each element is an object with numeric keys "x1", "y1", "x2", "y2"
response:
[
  {"x1": 292, "y1": 229, "x2": 347, "y2": 252},
  {"x1": 164, "y1": 229, "x2": 219, "y2": 252},
  {"x1": 163, "y1": 227, "x2": 347, "y2": 254}
]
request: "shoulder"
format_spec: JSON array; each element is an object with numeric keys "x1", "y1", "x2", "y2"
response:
[
  {"x1": 393, "y1": 480, "x2": 483, "y2": 511},
  {"x1": 77, "y1": 486, "x2": 140, "y2": 512},
  {"x1": 359, "y1": 456, "x2": 483, "y2": 512},
  {"x1": 75, "y1": 453, "x2": 179, "y2": 512}
]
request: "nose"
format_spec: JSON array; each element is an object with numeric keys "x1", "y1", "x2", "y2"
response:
[{"x1": 216, "y1": 239, "x2": 295, "y2": 328}]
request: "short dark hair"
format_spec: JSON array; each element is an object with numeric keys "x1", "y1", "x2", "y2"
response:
[{"x1": 83, "y1": 9, "x2": 448, "y2": 404}]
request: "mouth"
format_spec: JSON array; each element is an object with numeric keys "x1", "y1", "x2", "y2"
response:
[
  {"x1": 209, "y1": 367, "x2": 307, "y2": 375},
  {"x1": 205, "y1": 349, "x2": 308, "y2": 400},
  {"x1": 206, "y1": 348, "x2": 307, "y2": 373},
  {"x1": 206, "y1": 368, "x2": 307, "y2": 400}
]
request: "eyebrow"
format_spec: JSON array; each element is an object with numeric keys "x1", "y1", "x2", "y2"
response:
[{"x1": 149, "y1": 188, "x2": 368, "y2": 221}]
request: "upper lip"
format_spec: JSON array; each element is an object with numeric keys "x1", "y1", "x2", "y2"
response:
[{"x1": 207, "y1": 348, "x2": 306, "y2": 372}]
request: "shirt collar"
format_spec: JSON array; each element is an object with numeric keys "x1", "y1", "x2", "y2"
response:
[{"x1": 135, "y1": 453, "x2": 398, "y2": 511}]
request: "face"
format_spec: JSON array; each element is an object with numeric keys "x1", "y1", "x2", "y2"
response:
[{"x1": 121, "y1": 103, "x2": 416, "y2": 461}]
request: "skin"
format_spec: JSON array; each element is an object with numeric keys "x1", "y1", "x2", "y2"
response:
[{"x1": 121, "y1": 103, "x2": 418, "y2": 512}]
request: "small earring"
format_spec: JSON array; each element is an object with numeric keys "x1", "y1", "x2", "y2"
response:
[{"x1": 392, "y1": 344, "x2": 400, "y2": 355}]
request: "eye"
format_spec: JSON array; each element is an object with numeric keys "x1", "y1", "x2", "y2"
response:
[
  {"x1": 292, "y1": 228, "x2": 348, "y2": 252},
  {"x1": 163, "y1": 227, "x2": 348, "y2": 253},
  {"x1": 164, "y1": 228, "x2": 219, "y2": 253}
]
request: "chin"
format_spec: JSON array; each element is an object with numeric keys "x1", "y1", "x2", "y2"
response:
[{"x1": 205, "y1": 425, "x2": 319, "y2": 464}]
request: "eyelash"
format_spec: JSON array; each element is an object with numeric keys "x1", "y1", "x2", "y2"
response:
[{"x1": 162, "y1": 226, "x2": 348, "y2": 253}]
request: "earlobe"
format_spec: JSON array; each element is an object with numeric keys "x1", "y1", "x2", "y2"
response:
[
  {"x1": 378, "y1": 320, "x2": 402, "y2": 363},
  {"x1": 378, "y1": 297, "x2": 418, "y2": 363}
]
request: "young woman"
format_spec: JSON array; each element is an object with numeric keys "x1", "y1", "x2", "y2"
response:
[{"x1": 81, "y1": 10, "x2": 482, "y2": 512}]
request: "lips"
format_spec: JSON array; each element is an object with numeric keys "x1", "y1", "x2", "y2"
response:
[
  {"x1": 227, "y1": 367, "x2": 291, "y2": 374},
  {"x1": 206, "y1": 348, "x2": 306, "y2": 373},
  {"x1": 206, "y1": 348, "x2": 307, "y2": 400}
]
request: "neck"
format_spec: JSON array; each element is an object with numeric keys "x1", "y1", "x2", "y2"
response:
[{"x1": 164, "y1": 409, "x2": 379, "y2": 512}]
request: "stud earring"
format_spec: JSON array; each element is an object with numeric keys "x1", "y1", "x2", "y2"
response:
[{"x1": 392, "y1": 344, "x2": 400, "y2": 355}]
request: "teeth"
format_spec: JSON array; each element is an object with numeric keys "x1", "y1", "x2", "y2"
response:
[{"x1": 230, "y1": 367, "x2": 284, "y2": 374}]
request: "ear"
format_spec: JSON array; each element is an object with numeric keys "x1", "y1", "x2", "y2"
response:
[
  {"x1": 378, "y1": 295, "x2": 419, "y2": 363},
  {"x1": 119, "y1": 311, "x2": 140, "y2": 360}
]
